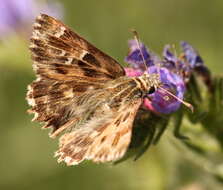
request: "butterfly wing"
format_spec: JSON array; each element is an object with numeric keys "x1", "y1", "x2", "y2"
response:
[
  {"x1": 55, "y1": 98, "x2": 142, "y2": 165},
  {"x1": 27, "y1": 14, "x2": 125, "y2": 136},
  {"x1": 30, "y1": 14, "x2": 125, "y2": 80}
]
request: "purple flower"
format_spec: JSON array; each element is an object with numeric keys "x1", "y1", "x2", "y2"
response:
[
  {"x1": 125, "y1": 40, "x2": 186, "y2": 114},
  {"x1": 0, "y1": 0, "x2": 63, "y2": 38},
  {"x1": 181, "y1": 41, "x2": 212, "y2": 90},
  {"x1": 181, "y1": 41, "x2": 203, "y2": 68},
  {"x1": 125, "y1": 40, "x2": 158, "y2": 70},
  {"x1": 162, "y1": 42, "x2": 207, "y2": 82},
  {"x1": 163, "y1": 45, "x2": 178, "y2": 65},
  {"x1": 162, "y1": 45, "x2": 185, "y2": 72}
]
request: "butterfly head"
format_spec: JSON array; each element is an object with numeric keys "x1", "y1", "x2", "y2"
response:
[
  {"x1": 131, "y1": 30, "x2": 161, "y2": 94},
  {"x1": 140, "y1": 72, "x2": 193, "y2": 112},
  {"x1": 140, "y1": 72, "x2": 161, "y2": 95}
]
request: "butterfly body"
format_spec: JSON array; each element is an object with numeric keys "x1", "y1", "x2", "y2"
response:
[{"x1": 27, "y1": 14, "x2": 161, "y2": 165}]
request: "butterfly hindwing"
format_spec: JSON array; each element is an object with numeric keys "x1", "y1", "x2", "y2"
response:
[
  {"x1": 53, "y1": 77, "x2": 143, "y2": 165},
  {"x1": 56, "y1": 98, "x2": 142, "y2": 165}
]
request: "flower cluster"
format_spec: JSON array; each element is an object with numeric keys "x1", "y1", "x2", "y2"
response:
[
  {"x1": 0, "y1": 0, "x2": 63, "y2": 39},
  {"x1": 125, "y1": 40, "x2": 205, "y2": 114}
]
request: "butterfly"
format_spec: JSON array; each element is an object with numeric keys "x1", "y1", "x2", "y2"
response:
[{"x1": 26, "y1": 14, "x2": 161, "y2": 165}]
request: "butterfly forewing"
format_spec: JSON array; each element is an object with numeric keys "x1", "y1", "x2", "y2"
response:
[
  {"x1": 27, "y1": 14, "x2": 125, "y2": 136},
  {"x1": 30, "y1": 14, "x2": 125, "y2": 80}
]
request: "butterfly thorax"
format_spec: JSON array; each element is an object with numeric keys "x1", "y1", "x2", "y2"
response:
[
  {"x1": 74, "y1": 74, "x2": 160, "y2": 114},
  {"x1": 135, "y1": 73, "x2": 161, "y2": 96},
  {"x1": 91, "y1": 73, "x2": 161, "y2": 107}
]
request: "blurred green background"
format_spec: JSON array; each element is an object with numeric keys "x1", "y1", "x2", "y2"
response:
[{"x1": 0, "y1": 0, "x2": 223, "y2": 190}]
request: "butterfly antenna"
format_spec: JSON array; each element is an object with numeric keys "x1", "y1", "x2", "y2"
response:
[
  {"x1": 158, "y1": 86, "x2": 194, "y2": 112},
  {"x1": 131, "y1": 29, "x2": 148, "y2": 72}
]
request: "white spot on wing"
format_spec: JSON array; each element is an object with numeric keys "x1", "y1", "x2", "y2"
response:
[
  {"x1": 32, "y1": 64, "x2": 38, "y2": 71},
  {"x1": 70, "y1": 160, "x2": 81, "y2": 166},
  {"x1": 32, "y1": 30, "x2": 41, "y2": 39},
  {"x1": 37, "y1": 15, "x2": 42, "y2": 20},
  {"x1": 87, "y1": 86, "x2": 94, "y2": 90},
  {"x1": 59, "y1": 50, "x2": 66, "y2": 56},
  {"x1": 27, "y1": 85, "x2": 35, "y2": 106},
  {"x1": 32, "y1": 112, "x2": 39, "y2": 121},
  {"x1": 64, "y1": 88, "x2": 74, "y2": 98},
  {"x1": 35, "y1": 77, "x2": 41, "y2": 82},
  {"x1": 29, "y1": 43, "x2": 36, "y2": 48},
  {"x1": 80, "y1": 50, "x2": 89, "y2": 59},
  {"x1": 27, "y1": 85, "x2": 33, "y2": 92},
  {"x1": 33, "y1": 22, "x2": 41, "y2": 28},
  {"x1": 64, "y1": 156, "x2": 72, "y2": 163},
  {"x1": 55, "y1": 26, "x2": 66, "y2": 38},
  {"x1": 27, "y1": 98, "x2": 35, "y2": 106},
  {"x1": 65, "y1": 57, "x2": 73, "y2": 65}
]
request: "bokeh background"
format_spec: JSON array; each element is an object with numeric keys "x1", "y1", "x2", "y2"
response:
[{"x1": 0, "y1": 0, "x2": 223, "y2": 190}]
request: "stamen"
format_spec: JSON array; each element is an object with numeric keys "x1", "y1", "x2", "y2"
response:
[{"x1": 158, "y1": 86, "x2": 194, "y2": 112}]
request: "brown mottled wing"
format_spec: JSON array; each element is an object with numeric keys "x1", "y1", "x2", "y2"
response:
[
  {"x1": 55, "y1": 99, "x2": 142, "y2": 165},
  {"x1": 27, "y1": 14, "x2": 125, "y2": 136},
  {"x1": 30, "y1": 14, "x2": 124, "y2": 80}
]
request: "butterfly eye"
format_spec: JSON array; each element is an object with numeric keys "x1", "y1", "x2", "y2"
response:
[{"x1": 148, "y1": 86, "x2": 156, "y2": 94}]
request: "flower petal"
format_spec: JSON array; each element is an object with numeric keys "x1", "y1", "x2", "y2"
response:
[
  {"x1": 124, "y1": 68, "x2": 143, "y2": 77},
  {"x1": 125, "y1": 40, "x2": 156, "y2": 70},
  {"x1": 181, "y1": 41, "x2": 203, "y2": 68}
]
